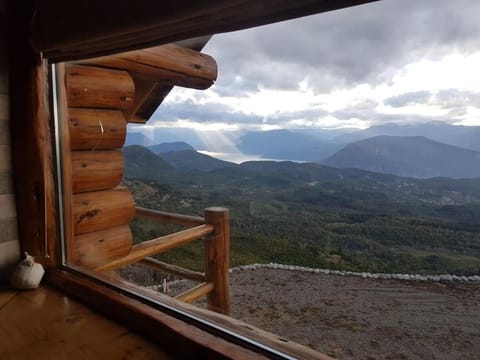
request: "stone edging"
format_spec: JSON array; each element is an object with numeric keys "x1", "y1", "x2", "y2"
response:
[{"x1": 229, "y1": 263, "x2": 480, "y2": 283}]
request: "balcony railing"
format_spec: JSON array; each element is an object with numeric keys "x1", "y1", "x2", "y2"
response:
[{"x1": 95, "y1": 206, "x2": 230, "y2": 315}]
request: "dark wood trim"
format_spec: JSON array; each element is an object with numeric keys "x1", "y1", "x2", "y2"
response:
[
  {"x1": 55, "y1": 63, "x2": 74, "y2": 264},
  {"x1": 53, "y1": 268, "x2": 331, "y2": 359},
  {"x1": 7, "y1": 0, "x2": 57, "y2": 266},
  {"x1": 32, "y1": 0, "x2": 379, "y2": 62},
  {"x1": 46, "y1": 268, "x2": 266, "y2": 360}
]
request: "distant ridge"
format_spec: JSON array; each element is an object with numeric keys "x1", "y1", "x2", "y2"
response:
[
  {"x1": 148, "y1": 142, "x2": 195, "y2": 154},
  {"x1": 238, "y1": 129, "x2": 341, "y2": 161},
  {"x1": 123, "y1": 145, "x2": 173, "y2": 179},
  {"x1": 324, "y1": 135, "x2": 480, "y2": 178},
  {"x1": 124, "y1": 132, "x2": 154, "y2": 146},
  {"x1": 159, "y1": 150, "x2": 237, "y2": 172},
  {"x1": 334, "y1": 121, "x2": 480, "y2": 152}
]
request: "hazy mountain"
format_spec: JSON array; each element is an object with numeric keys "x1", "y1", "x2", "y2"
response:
[
  {"x1": 324, "y1": 135, "x2": 480, "y2": 178},
  {"x1": 124, "y1": 132, "x2": 154, "y2": 147},
  {"x1": 122, "y1": 145, "x2": 173, "y2": 179},
  {"x1": 238, "y1": 129, "x2": 341, "y2": 161},
  {"x1": 293, "y1": 127, "x2": 357, "y2": 141},
  {"x1": 334, "y1": 121, "x2": 480, "y2": 152},
  {"x1": 159, "y1": 150, "x2": 237, "y2": 172},
  {"x1": 148, "y1": 142, "x2": 195, "y2": 154}
]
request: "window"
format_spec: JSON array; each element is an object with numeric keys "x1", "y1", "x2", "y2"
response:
[{"x1": 45, "y1": 1, "x2": 480, "y2": 359}]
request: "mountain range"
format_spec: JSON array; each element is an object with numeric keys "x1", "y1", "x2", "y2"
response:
[
  {"x1": 124, "y1": 121, "x2": 480, "y2": 179},
  {"x1": 334, "y1": 121, "x2": 480, "y2": 151},
  {"x1": 324, "y1": 135, "x2": 480, "y2": 179}
]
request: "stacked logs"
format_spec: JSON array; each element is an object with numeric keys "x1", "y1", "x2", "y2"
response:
[
  {"x1": 64, "y1": 45, "x2": 217, "y2": 268},
  {"x1": 66, "y1": 64, "x2": 135, "y2": 268}
]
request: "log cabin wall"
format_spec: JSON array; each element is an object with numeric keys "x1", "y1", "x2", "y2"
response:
[
  {"x1": 0, "y1": 2, "x2": 20, "y2": 282},
  {"x1": 62, "y1": 45, "x2": 217, "y2": 267},
  {"x1": 64, "y1": 64, "x2": 136, "y2": 268}
]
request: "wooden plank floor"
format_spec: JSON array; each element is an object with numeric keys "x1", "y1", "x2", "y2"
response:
[{"x1": 0, "y1": 285, "x2": 172, "y2": 359}]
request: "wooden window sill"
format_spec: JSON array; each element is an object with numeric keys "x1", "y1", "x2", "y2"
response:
[
  {"x1": 46, "y1": 268, "x2": 330, "y2": 359},
  {"x1": 0, "y1": 283, "x2": 171, "y2": 359}
]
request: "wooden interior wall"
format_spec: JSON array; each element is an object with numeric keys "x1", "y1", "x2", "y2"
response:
[
  {"x1": 63, "y1": 64, "x2": 136, "y2": 268},
  {"x1": 0, "y1": 3, "x2": 21, "y2": 280},
  {"x1": 7, "y1": 0, "x2": 57, "y2": 267}
]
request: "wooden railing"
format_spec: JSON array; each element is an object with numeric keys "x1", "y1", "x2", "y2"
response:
[{"x1": 95, "y1": 206, "x2": 230, "y2": 315}]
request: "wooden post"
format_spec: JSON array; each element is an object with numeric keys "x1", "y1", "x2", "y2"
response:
[{"x1": 204, "y1": 207, "x2": 230, "y2": 315}]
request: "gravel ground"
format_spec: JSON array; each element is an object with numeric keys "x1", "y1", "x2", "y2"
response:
[{"x1": 228, "y1": 268, "x2": 480, "y2": 360}]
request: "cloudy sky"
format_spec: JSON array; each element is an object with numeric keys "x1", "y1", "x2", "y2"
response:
[{"x1": 149, "y1": 0, "x2": 480, "y2": 133}]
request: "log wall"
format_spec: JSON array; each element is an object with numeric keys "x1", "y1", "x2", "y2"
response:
[{"x1": 64, "y1": 64, "x2": 135, "y2": 267}]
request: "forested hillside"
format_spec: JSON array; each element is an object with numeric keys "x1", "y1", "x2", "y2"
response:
[{"x1": 123, "y1": 145, "x2": 480, "y2": 275}]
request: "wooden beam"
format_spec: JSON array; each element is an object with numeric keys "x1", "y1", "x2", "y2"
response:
[
  {"x1": 135, "y1": 206, "x2": 205, "y2": 227},
  {"x1": 138, "y1": 257, "x2": 205, "y2": 283},
  {"x1": 32, "y1": 0, "x2": 379, "y2": 62},
  {"x1": 204, "y1": 207, "x2": 230, "y2": 315},
  {"x1": 77, "y1": 44, "x2": 217, "y2": 89},
  {"x1": 95, "y1": 224, "x2": 214, "y2": 272},
  {"x1": 175, "y1": 282, "x2": 214, "y2": 303}
]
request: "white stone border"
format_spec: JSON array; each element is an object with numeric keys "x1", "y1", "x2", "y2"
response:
[{"x1": 229, "y1": 263, "x2": 480, "y2": 283}]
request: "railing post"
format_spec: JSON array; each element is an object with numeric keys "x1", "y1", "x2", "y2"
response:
[{"x1": 204, "y1": 207, "x2": 230, "y2": 315}]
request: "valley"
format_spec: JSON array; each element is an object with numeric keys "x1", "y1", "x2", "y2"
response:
[{"x1": 123, "y1": 141, "x2": 480, "y2": 275}]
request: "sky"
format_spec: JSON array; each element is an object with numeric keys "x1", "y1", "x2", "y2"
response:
[{"x1": 147, "y1": 0, "x2": 480, "y2": 133}]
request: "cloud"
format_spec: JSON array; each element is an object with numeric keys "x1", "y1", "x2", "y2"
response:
[
  {"x1": 205, "y1": 0, "x2": 480, "y2": 95},
  {"x1": 152, "y1": 1, "x2": 480, "y2": 131},
  {"x1": 384, "y1": 91, "x2": 432, "y2": 108},
  {"x1": 434, "y1": 89, "x2": 480, "y2": 109},
  {"x1": 151, "y1": 99, "x2": 263, "y2": 125}
]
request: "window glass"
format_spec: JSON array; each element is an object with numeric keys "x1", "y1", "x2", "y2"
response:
[{"x1": 59, "y1": 1, "x2": 480, "y2": 358}]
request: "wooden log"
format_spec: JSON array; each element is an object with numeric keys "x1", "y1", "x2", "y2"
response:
[
  {"x1": 69, "y1": 108, "x2": 127, "y2": 150},
  {"x1": 135, "y1": 206, "x2": 205, "y2": 227},
  {"x1": 175, "y1": 282, "x2": 214, "y2": 304},
  {"x1": 72, "y1": 150, "x2": 124, "y2": 193},
  {"x1": 72, "y1": 225, "x2": 133, "y2": 268},
  {"x1": 66, "y1": 64, "x2": 135, "y2": 110},
  {"x1": 73, "y1": 188, "x2": 135, "y2": 235},
  {"x1": 77, "y1": 44, "x2": 217, "y2": 89},
  {"x1": 204, "y1": 207, "x2": 230, "y2": 315},
  {"x1": 138, "y1": 257, "x2": 205, "y2": 283},
  {"x1": 95, "y1": 224, "x2": 214, "y2": 272}
]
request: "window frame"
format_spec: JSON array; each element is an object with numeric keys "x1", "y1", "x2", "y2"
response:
[{"x1": 49, "y1": 61, "x2": 329, "y2": 360}]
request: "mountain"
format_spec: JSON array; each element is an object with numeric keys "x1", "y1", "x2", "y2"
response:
[
  {"x1": 334, "y1": 121, "x2": 480, "y2": 152},
  {"x1": 148, "y1": 142, "x2": 195, "y2": 154},
  {"x1": 238, "y1": 129, "x2": 340, "y2": 161},
  {"x1": 123, "y1": 145, "x2": 480, "y2": 205},
  {"x1": 124, "y1": 132, "x2": 154, "y2": 146},
  {"x1": 122, "y1": 145, "x2": 173, "y2": 179},
  {"x1": 159, "y1": 150, "x2": 237, "y2": 172},
  {"x1": 324, "y1": 135, "x2": 480, "y2": 178}
]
